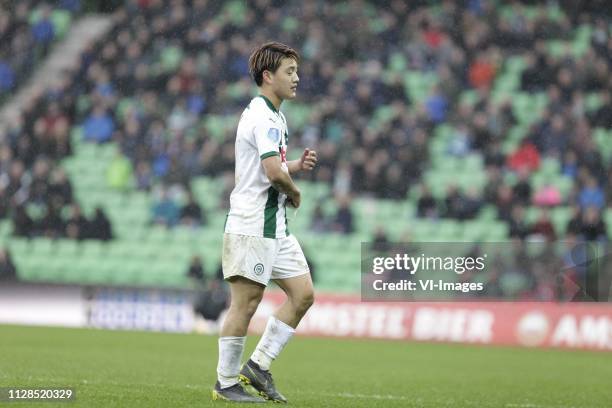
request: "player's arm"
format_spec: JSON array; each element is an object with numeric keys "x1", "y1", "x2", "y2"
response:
[
  {"x1": 262, "y1": 155, "x2": 301, "y2": 208},
  {"x1": 287, "y1": 148, "x2": 318, "y2": 175}
]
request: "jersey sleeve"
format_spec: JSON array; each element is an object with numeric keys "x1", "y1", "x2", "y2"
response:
[{"x1": 254, "y1": 120, "x2": 281, "y2": 160}]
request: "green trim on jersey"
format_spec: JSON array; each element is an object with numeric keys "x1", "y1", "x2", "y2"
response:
[
  {"x1": 260, "y1": 151, "x2": 279, "y2": 160},
  {"x1": 264, "y1": 187, "x2": 280, "y2": 238},
  {"x1": 284, "y1": 202, "x2": 290, "y2": 236},
  {"x1": 258, "y1": 95, "x2": 278, "y2": 113}
]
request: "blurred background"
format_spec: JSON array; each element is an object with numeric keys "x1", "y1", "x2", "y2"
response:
[{"x1": 0, "y1": 0, "x2": 610, "y2": 341}]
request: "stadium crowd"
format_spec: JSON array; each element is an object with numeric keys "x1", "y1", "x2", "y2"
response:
[
  {"x1": 0, "y1": 1, "x2": 81, "y2": 103},
  {"x1": 0, "y1": 0, "x2": 610, "y2": 299}
]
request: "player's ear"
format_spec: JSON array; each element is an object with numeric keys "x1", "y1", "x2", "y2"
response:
[{"x1": 262, "y1": 69, "x2": 273, "y2": 84}]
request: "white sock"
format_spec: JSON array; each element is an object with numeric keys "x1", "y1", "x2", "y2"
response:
[
  {"x1": 217, "y1": 336, "x2": 246, "y2": 388},
  {"x1": 250, "y1": 316, "x2": 295, "y2": 371}
]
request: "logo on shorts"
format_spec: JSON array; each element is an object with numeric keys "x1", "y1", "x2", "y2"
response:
[{"x1": 254, "y1": 263, "x2": 264, "y2": 276}]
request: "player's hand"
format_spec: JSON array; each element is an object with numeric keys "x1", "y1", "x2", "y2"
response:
[
  {"x1": 287, "y1": 190, "x2": 301, "y2": 208},
  {"x1": 300, "y1": 148, "x2": 317, "y2": 172}
]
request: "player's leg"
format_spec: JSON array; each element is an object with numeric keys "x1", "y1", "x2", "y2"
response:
[
  {"x1": 252, "y1": 235, "x2": 313, "y2": 369},
  {"x1": 220, "y1": 276, "x2": 265, "y2": 337},
  {"x1": 247, "y1": 273, "x2": 314, "y2": 369},
  {"x1": 213, "y1": 234, "x2": 274, "y2": 403},
  {"x1": 213, "y1": 277, "x2": 267, "y2": 402},
  {"x1": 240, "y1": 235, "x2": 313, "y2": 402},
  {"x1": 272, "y1": 272, "x2": 315, "y2": 328}
]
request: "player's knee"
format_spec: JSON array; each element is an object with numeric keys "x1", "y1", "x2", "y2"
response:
[
  {"x1": 230, "y1": 291, "x2": 262, "y2": 317},
  {"x1": 294, "y1": 290, "x2": 314, "y2": 314},
  {"x1": 243, "y1": 293, "x2": 263, "y2": 317}
]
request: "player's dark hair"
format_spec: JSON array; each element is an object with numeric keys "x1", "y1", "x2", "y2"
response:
[{"x1": 248, "y1": 42, "x2": 300, "y2": 87}]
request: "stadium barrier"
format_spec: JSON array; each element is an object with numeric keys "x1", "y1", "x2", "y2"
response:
[
  {"x1": 0, "y1": 283, "x2": 195, "y2": 332},
  {"x1": 252, "y1": 292, "x2": 612, "y2": 352},
  {"x1": 1, "y1": 283, "x2": 610, "y2": 351}
]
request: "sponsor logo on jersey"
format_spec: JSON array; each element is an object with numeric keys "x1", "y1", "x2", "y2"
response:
[{"x1": 267, "y1": 128, "x2": 281, "y2": 143}]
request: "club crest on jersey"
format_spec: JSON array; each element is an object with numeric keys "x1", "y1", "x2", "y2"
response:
[{"x1": 267, "y1": 128, "x2": 281, "y2": 143}]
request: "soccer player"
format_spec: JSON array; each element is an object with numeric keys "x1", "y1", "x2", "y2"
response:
[{"x1": 212, "y1": 42, "x2": 317, "y2": 403}]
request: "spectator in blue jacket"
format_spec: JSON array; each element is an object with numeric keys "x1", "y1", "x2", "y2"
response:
[
  {"x1": 31, "y1": 6, "x2": 55, "y2": 49},
  {"x1": 0, "y1": 60, "x2": 14, "y2": 92},
  {"x1": 151, "y1": 188, "x2": 180, "y2": 228},
  {"x1": 579, "y1": 177, "x2": 605, "y2": 210},
  {"x1": 83, "y1": 105, "x2": 114, "y2": 143}
]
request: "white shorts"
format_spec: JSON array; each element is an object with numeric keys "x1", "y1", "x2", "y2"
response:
[{"x1": 222, "y1": 233, "x2": 310, "y2": 286}]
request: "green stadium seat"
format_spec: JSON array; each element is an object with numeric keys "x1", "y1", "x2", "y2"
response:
[
  {"x1": 506, "y1": 56, "x2": 527, "y2": 73},
  {"x1": 170, "y1": 227, "x2": 199, "y2": 245},
  {"x1": 160, "y1": 46, "x2": 183, "y2": 73},
  {"x1": 500, "y1": 273, "x2": 528, "y2": 297},
  {"x1": 58, "y1": 259, "x2": 82, "y2": 281},
  {"x1": 0, "y1": 221, "x2": 11, "y2": 238},
  {"x1": 466, "y1": 220, "x2": 494, "y2": 241},
  {"x1": 113, "y1": 224, "x2": 147, "y2": 241},
  {"x1": 461, "y1": 222, "x2": 486, "y2": 242},
  {"x1": 478, "y1": 205, "x2": 497, "y2": 221},
  {"x1": 30, "y1": 238, "x2": 56, "y2": 256},
  {"x1": 486, "y1": 222, "x2": 510, "y2": 241},
  {"x1": 524, "y1": 207, "x2": 540, "y2": 225},
  {"x1": 17, "y1": 252, "x2": 52, "y2": 281},
  {"x1": 80, "y1": 241, "x2": 107, "y2": 257},
  {"x1": 436, "y1": 158, "x2": 460, "y2": 172},
  {"x1": 144, "y1": 226, "x2": 171, "y2": 243},
  {"x1": 462, "y1": 154, "x2": 484, "y2": 172},
  {"x1": 7, "y1": 237, "x2": 29, "y2": 254},
  {"x1": 436, "y1": 220, "x2": 462, "y2": 241},
  {"x1": 389, "y1": 52, "x2": 407, "y2": 72},
  {"x1": 55, "y1": 239, "x2": 79, "y2": 256},
  {"x1": 585, "y1": 93, "x2": 602, "y2": 112},
  {"x1": 539, "y1": 158, "x2": 561, "y2": 176},
  {"x1": 550, "y1": 207, "x2": 571, "y2": 234},
  {"x1": 51, "y1": 10, "x2": 71, "y2": 38}
]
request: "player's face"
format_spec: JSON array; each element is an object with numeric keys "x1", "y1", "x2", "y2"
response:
[{"x1": 272, "y1": 58, "x2": 299, "y2": 100}]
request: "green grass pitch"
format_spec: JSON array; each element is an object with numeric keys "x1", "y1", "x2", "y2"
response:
[{"x1": 0, "y1": 324, "x2": 610, "y2": 407}]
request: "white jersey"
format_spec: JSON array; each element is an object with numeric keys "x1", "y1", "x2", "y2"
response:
[{"x1": 225, "y1": 95, "x2": 290, "y2": 238}]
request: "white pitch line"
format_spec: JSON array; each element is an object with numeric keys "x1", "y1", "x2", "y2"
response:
[
  {"x1": 329, "y1": 392, "x2": 410, "y2": 401},
  {"x1": 304, "y1": 392, "x2": 587, "y2": 408},
  {"x1": 3, "y1": 379, "x2": 594, "y2": 408},
  {"x1": 506, "y1": 404, "x2": 582, "y2": 408}
]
